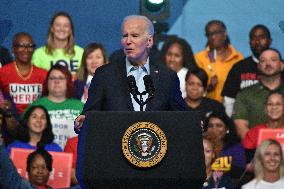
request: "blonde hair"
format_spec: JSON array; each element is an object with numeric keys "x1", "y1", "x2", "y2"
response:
[
  {"x1": 254, "y1": 139, "x2": 284, "y2": 181},
  {"x1": 45, "y1": 12, "x2": 75, "y2": 56}
]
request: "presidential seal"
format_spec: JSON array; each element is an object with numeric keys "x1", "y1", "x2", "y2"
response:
[{"x1": 122, "y1": 122, "x2": 167, "y2": 168}]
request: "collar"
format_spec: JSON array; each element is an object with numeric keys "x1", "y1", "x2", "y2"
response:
[
  {"x1": 252, "y1": 55, "x2": 259, "y2": 63},
  {"x1": 205, "y1": 45, "x2": 241, "y2": 62},
  {"x1": 258, "y1": 80, "x2": 284, "y2": 91},
  {"x1": 126, "y1": 57, "x2": 150, "y2": 76}
]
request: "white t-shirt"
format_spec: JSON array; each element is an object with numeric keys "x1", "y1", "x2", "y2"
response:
[
  {"x1": 242, "y1": 177, "x2": 284, "y2": 189},
  {"x1": 177, "y1": 67, "x2": 188, "y2": 98}
]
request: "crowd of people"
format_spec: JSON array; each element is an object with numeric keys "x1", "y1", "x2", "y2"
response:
[{"x1": 0, "y1": 11, "x2": 284, "y2": 189}]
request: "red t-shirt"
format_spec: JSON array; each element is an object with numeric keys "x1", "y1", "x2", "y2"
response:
[
  {"x1": 64, "y1": 136, "x2": 78, "y2": 168},
  {"x1": 242, "y1": 124, "x2": 267, "y2": 149},
  {"x1": 0, "y1": 62, "x2": 47, "y2": 115}
]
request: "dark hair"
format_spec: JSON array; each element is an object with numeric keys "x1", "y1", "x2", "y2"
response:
[
  {"x1": 160, "y1": 36, "x2": 197, "y2": 70},
  {"x1": 26, "y1": 144, "x2": 53, "y2": 172},
  {"x1": 12, "y1": 32, "x2": 34, "y2": 47},
  {"x1": 45, "y1": 64, "x2": 74, "y2": 98},
  {"x1": 205, "y1": 20, "x2": 230, "y2": 47},
  {"x1": 77, "y1": 42, "x2": 108, "y2": 82},
  {"x1": 185, "y1": 68, "x2": 208, "y2": 89},
  {"x1": 259, "y1": 47, "x2": 282, "y2": 61},
  {"x1": 249, "y1": 24, "x2": 271, "y2": 40},
  {"x1": 18, "y1": 105, "x2": 54, "y2": 145},
  {"x1": 265, "y1": 91, "x2": 284, "y2": 105},
  {"x1": 0, "y1": 108, "x2": 12, "y2": 146},
  {"x1": 204, "y1": 111, "x2": 240, "y2": 148}
]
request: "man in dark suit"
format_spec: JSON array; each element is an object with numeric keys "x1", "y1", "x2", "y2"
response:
[{"x1": 74, "y1": 15, "x2": 185, "y2": 130}]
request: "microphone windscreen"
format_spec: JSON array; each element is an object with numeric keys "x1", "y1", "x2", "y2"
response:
[{"x1": 127, "y1": 75, "x2": 137, "y2": 94}]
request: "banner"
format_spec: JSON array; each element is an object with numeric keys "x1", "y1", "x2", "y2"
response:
[{"x1": 258, "y1": 129, "x2": 284, "y2": 150}]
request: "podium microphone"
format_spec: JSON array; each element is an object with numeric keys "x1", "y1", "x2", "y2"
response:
[
  {"x1": 143, "y1": 75, "x2": 155, "y2": 97},
  {"x1": 127, "y1": 75, "x2": 141, "y2": 108},
  {"x1": 127, "y1": 75, "x2": 138, "y2": 95}
]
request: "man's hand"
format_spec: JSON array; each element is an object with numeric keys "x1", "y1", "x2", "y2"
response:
[{"x1": 74, "y1": 115, "x2": 86, "y2": 133}]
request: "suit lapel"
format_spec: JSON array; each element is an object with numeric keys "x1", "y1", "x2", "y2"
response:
[
  {"x1": 115, "y1": 57, "x2": 134, "y2": 111},
  {"x1": 146, "y1": 57, "x2": 160, "y2": 111}
]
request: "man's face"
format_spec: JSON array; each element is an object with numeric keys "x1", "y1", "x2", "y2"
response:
[
  {"x1": 258, "y1": 49, "x2": 283, "y2": 77},
  {"x1": 250, "y1": 28, "x2": 271, "y2": 58},
  {"x1": 13, "y1": 34, "x2": 35, "y2": 64},
  {"x1": 121, "y1": 18, "x2": 153, "y2": 65}
]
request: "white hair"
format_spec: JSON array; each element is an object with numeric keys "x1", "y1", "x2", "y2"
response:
[{"x1": 121, "y1": 15, "x2": 154, "y2": 36}]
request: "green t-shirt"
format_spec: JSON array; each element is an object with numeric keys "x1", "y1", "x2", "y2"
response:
[
  {"x1": 32, "y1": 45, "x2": 83, "y2": 76},
  {"x1": 26, "y1": 97, "x2": 83, "y2": 148},
  {"x1": 233, "y1": 82, "x2": 284, "y2": 128}
]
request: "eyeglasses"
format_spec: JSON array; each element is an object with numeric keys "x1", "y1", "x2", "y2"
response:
[
  {"x1": 206, "y1": 30, "x2": 225, "y2": 37},
  {"x1": 48, "y1": 76, "x2": 66, "y2": 81},
  {"x1": 14, "y1": 43, "x2": 36, "y2": 51}
]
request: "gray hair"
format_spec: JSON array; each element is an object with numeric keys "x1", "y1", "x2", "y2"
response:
[{"x1": 121, "y1": 15, "x2": 154, "y2": 36}]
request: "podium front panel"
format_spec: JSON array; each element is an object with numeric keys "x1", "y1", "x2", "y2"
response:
[{"x1": 77, "y1": 111, "x2": 205, "y2": 188}]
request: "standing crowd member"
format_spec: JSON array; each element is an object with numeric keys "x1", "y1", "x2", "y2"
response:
[
  {"x1": 32, "y1": 11, "x2": 83, "y2": 79},
  {"x1": 243, "y1": 92, "x2": 284, "y2": 162},
  {"x1": 0, "y1": 45, "x2": 13, "y2": 67},
  {"x1": 64, "y1": 136, "x2": 79, "y2": 186},
  {"x1": 204, "y1": 111, "x2": 246, "y2": 177},
  {"x1": 184, "y1": 68, "x2": 225, "y2": 125},
  {"x1": 7, "y1": 105, "x2": 62, "y2": 154},
  {"x1": 233, "y1": 48, "x2": 284, "y2": 139},
  {"x1": 202, "y1": 137, "x2": 234, "y2": 189},
  {"x1": 0, "y1": 141, "x2": 54, "y2": 189},
  {"x1": 242, "y1": 139, "x2": 284, "y2": 189},
  {"x1": 195, "y1": 20, "x2": 243, "y2": 102},
  {"x1": 27, "y1": 65, "x2": 83, "y2": 148},
  {"x1": 160, "y1": 36, "x2": 197, "y2": 98},
  {"x1": 222, "y1": 25, "x2": 272, "y2": 116},
  {"x1": 0, "y1": 32, "x2": 47, "y2": 115},
  {"x1": 74, "y1": 43, "x2": 108, "y2": 103}
]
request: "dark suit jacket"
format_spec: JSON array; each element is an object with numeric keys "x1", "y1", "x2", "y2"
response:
[{"x1": 82, "y1": 55, "x2": 185, "y2": 113}]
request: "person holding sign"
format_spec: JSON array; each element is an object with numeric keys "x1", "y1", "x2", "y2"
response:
[
  {"x1": 243, "y1": 91, "x2": 284, "y2": 162},
  {"x1": 204, "y1": 111, "x2": 246, "y2": 178},
  {"x1": 0, "y1": 140, "x2": 53, "y2": 189}
]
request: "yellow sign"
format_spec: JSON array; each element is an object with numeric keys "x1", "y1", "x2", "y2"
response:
[{"x1": 211, "y1": 156, "x2": 232, "y2": 171}]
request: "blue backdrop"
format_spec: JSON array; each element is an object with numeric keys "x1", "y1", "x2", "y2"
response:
[{"x1": 0, "y1": 0, "x2": 283, "y2": 57}]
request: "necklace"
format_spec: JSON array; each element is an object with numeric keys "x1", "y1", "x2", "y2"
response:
[{"x1": 14, "y1": 62, "x2": 33, "y2": 80}]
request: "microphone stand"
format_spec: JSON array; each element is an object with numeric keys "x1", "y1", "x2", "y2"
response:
[{"x1": 137, "y1": 91, "x2": 154, "y2": 111}]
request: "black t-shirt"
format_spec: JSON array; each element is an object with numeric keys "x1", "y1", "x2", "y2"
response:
[
  {"x1": 221, "y1": 57, "x2": 259, "y2": 98},
  {"x1": 186, "y1": 98, "x2": 225, "y2": 131}
]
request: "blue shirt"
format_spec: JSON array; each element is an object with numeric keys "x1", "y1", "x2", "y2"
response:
[
  {"x1": 6, "y1": 140, "x2": 62, "y2": 154},
  {"x1": 126, "y1": 57, "x2": 150, "y2": 111}
]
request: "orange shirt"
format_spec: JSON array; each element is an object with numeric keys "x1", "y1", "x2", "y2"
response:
[{"x1": 195, "y1": 45, "x2": 243, "y2": 102}]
